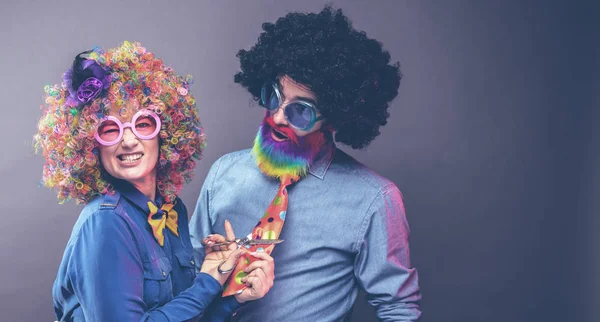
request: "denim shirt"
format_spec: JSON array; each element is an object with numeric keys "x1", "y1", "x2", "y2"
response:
[
  {"x1": 190, "y1": 143, "x2": 421, "y2": 322},
  {"x1": 52, "y1": 182, "x2": 241, "y2": 322}
]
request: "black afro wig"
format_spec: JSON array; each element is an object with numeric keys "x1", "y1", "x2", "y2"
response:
[{"x1": 234, "y1": 6, "x2": 401, "y2": 149}]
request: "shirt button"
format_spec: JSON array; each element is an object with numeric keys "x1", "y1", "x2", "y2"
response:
[
  {"x1": 162, "y1": 271, "x2": 166, "y2": 277},
  {"x1": 191, "y1": 260, "x2": 195, "y2": 265}
]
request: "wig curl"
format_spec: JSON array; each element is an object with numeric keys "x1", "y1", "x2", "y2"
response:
[
  {"x1": 35, "y1": 41, "x2": 204, "y2": 204},
  {"x1": 234, "y1": 6, "x2": 401, "y2": 149}
]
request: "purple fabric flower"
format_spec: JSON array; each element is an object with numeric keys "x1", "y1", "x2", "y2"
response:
[
  {"x1": 63, "y1": 50, "x2": 110, "y2": 107},
  {"x1": 77, "y1": 77, "x2": 103, "y2": 103}
]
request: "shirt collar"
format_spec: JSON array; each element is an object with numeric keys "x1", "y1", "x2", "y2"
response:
[
  {"x1": 308, "y1": 141, "x2": 335, "y2": 180},
  {"x1": 113, "y1": 180, "x2": 163, "y2": 215}
]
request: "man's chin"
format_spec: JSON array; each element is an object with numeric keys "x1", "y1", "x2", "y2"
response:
[
  {"x1": 261, "y1": 126, "x2": 299, "y2": 154},
  {"x1": 253, "y1": 119, "x2": 328, "y2": 177}
]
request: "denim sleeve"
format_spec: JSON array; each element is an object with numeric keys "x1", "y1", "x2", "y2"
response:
[
  {"x1": 68, "y1": 211, "x2": 223, "y2": 322},
  {"x1": 200, "y1": 296, "x2": 243, "y2": 322},
  {"x1": 354, "y1": 185, "x2": 422, "y2": 322}
]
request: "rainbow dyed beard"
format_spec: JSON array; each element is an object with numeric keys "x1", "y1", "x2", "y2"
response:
[{"x1": 252, "y1": 117, "x2": 325, "y2": 180}]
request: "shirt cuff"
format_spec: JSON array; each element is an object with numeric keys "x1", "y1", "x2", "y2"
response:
[
  {"x1": 222, "y1": 295, "x2": 244, "y2": 312},
  {"x1": 195, "y1": 272, "x2": 223, "y2": 293}
]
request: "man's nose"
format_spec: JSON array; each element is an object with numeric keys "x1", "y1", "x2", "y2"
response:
[{"x1": 272, "y1": 105, "x2": 288, "y2": 126}]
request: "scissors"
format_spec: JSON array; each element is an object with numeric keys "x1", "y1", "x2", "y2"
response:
[
  {"x1": 211, "y1": 235, "x2": 283, "y2": 289},
  {"x1": 205, "y1": 235, "x2": 284, "y2": 252},
  {"x1": 216, "y1": 236, "x2": 283, "y2": 250}
]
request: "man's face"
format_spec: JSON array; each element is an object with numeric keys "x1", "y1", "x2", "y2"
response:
[
  {"x1": 267, "y1": 75, "x2": 324, "y2": 140},
  {"x1": 259, "y1": 75, "x2": 327, "y2": 158},
  {"x1": 252, "y1": 75, "x2": 328, "y2": 178}
]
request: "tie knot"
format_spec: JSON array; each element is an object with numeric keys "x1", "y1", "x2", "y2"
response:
[
  {"x1": 280, "y1": 174, "x2": 297, "y2": 187},
  {"x1": 148, "y1": 201, "x2": 175, "y2": 219},
  {"x1": 161, "y1": 202, "x2": 175, "y2": 212},
  {"x1": 152, "y1": 208, "x2": 165, "y2": 219}
]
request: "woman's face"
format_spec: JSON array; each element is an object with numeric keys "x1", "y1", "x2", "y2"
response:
[{"x1": 98, "y1": 103, "x2": 160, "y2": 189}]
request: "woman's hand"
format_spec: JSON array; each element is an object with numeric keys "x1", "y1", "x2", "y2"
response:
[
  {"x1": 234, "y1": 250, "x2": 275, "y2": 303},
  {"x1": 199, "y1": 220, "x2": 245, "y2": 285}
]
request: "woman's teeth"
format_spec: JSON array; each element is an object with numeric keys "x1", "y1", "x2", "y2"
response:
[{"x1": 119, "y1": 153, "x2": 143, "y2": 163}]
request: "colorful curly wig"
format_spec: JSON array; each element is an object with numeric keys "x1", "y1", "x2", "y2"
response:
[
  {"x1": 234, "y1": 6, "x2": 402, "y2": 149},
  {"x1": 34, "y1": 41, "x2": 205, "y2": 204}
]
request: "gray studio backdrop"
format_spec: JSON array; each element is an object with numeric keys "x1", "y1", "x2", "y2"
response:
[{"x1": 0, "y1": 1, "x2": 595, "y2": 321}]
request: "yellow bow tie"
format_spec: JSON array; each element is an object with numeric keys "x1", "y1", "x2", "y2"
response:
[{"x1": 147, "y1": 201, "x2": 179, "y2": 246}]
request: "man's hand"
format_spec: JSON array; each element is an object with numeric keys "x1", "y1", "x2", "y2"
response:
[{"x1": 234, "y1": 249, "x2": 275, "y2": 303}]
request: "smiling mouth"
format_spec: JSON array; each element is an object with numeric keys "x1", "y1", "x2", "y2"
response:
[
  {"x1": 271, "y1": 128, "x2": 289, "y2": 142},
  {"x1": 118, "y1": 153, "x2": 144, "y2": 163}
]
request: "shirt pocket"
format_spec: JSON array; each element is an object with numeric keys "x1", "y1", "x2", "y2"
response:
[
  {"x1": 143, "y1": 257, "x2": 173, "y2": 309},
  {"x1": 174, "y1": 251, "x2": 197, "y2": 283}
]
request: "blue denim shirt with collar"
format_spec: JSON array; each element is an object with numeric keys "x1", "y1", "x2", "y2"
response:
[
  {"x1": 190, "y1": 142, "x2": 421, "y2": 322},
  {"x1": 52, "y1": 181, "x2": 241, "y2": 321}
]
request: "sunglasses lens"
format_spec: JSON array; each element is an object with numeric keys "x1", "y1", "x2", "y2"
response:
[
  {"x1": 97, "y1": 120, "x2": 120, "y2": 143},
  {"x1": 261, "y1": 84, "x2": 279, "y2": 111},
  {"x1": 285, "y1": 103, "x2": 314, "y2": 130},
  {"x1": 135, "y1": 115, "x2": 158, "y2": 136}
]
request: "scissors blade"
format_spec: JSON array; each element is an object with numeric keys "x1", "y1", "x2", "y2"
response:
[
  {"x1": 247, "y1": 239, "x2": 284, "y2": 245},
  {"x1": 209, "y1": 237, "x2": 284, "y2": 248}
]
